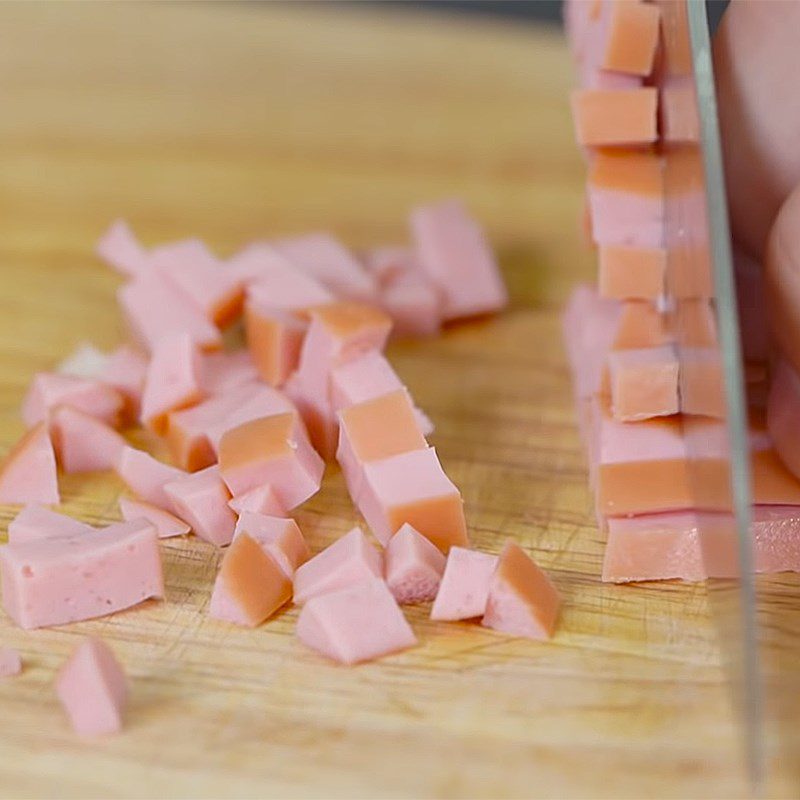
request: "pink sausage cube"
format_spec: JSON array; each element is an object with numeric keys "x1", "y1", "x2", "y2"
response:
[
  {"x1": 284, "y1": 372, "x2": 339, "y2": 462},
  {"x1": 0, "y1": 648, "x2": 22, "y2": 678},
  {"x1": 119, "y1": 496, "x2": 191, "y2": 539},
  {"x1": 228, "y1": 484, "x2": 287, "y2": 518},
  {"x1": 56, "y1": 343, "x2": 110, "y2": 380},
  {"x1": 293, "y1": 526, "x2": 383, "y2": 605},
  {"x1": 385, "y1": 524, "x2": 446, "y2": 605},
  {"x1": 99, "y1": 345, "x2": 148, "y2": 421},
  {"x1": 0, "y1": 422, "x2": 60, "y2": 505},
  {"x1": 165, "y1": 382, "x2": 262, "y2": 472},
  {"x1": 7, "y1": 505, "x2": 93, "y2": 544},
  {"x1": 115, "y1": 445, "x2": 187, "y2": 510},
  {"x1": 118, "y1": 272, "x2": 223, "y2": 353},
  {"x1": 0, "y1": 518, "x2": 163, "y2": 629},
  {"x1": 430, "y1": 546, "x2": 498, "y2": 621},
  {"x1": 380, "y1": 270, "x2": 442, "y2": 338},
  {"x1": 481, "y1": 542, "x2": 561, "y2": 640},
  {"x1": 50, "y1": 405, "x2": 126, "y2": 474},
  {"x1": 151, "y1": 239, "x2": 243, "y2": 328},
  {"x1": 225, "y1": 242, "x2": 296, "y2": 286},
  {"x1": 204, "y1": 384, "x2": 297, "y2": 454},
  {"x1": 201, "y1": 349, "x2": 258, "y2": 396},
  {"x1": 56, "y1": 638, "x2": 127, "y2": 736},
  {"x1": 95, "y1": 219, "x2": 150, "y2": 278},
  {"x1": 22, "y1": 373, "x2": 124, "y2": 429},
  {"x1": 410, "y1": 199, "x2": 507, "y2": 321},
  {"x1": 362, "y1": 246, "x2": 415, "y2": 285},
  {"x1": 356, "y1": 447, "x2": 468, "y2": 552},
  {"x1": 296, "y1": 577, "x2": 416, "y2": 665},
  {"x1": 272, "y1": 232, "x2": 377, "y2": 303},
  {"x1": 606, "y1": 345, "x2": 679, "y2": 422},
  {"x1": 140, "y1": 333, "x2": 205, "y2": 434},
  {"x1": 233, "y1": 512, "x2": 310, "y2": 578},
  {"x1": 164, "y1": 465, "x2": 236, "y2": 547},
  {"x1": 218, "y1": 413, "x2": 324, "y2": 510}
]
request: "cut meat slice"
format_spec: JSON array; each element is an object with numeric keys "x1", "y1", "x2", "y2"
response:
[
  {"x1": 56, "y1": 638, "x2": 128, "y2": 736},
  {"x1": 598, "y1": 245, "x2": 666, "y2": 299},
  {"x1": 607, "y1": 345, "x2": 679, "y2": 422},
  {"x1": 410, "y1": 199, "x2": 507, "y2": 321},
  {"x1": 140, "y1": 334, "x2": 205, "y2": 434},
  {"x1": 96, "y1": 219, "x2": 150, "y2": 278},
  {"x1": 357, "y1": 447, "x2": 468, "y2": 551},
  {"x1": 0, "y1": 423, "x2": 60, "y2": 505},
  {"x1": 7, "y1": 505, "x2": 93, "y2": 544},
  {"x1": 227, "y1": 484, "x2": 287, "y2": 518},
  {"x1": 208, "y1": 533, "x2": 292, "y2": 626},
  {"x1": 118, "y1": 496, "x2": 191, "y2": 539},
  {"x1": 218, "y1": 413, "x2": 324, "y2": 509},
  {"x1": 200, "y1": 350, "x2": 258, "y2": 396},
  {"x1": 232, "y1": 512, "x2": 310, "y2": 578},
  {"x1": 49, "y1": 406, "x2": 126, "y2": 474},
  {"x1": 151, "y1": 239, "x2": 243, "y2": 328},
  {"x1": 0, "y1": 518, "x2": 163, "y2": 629},
  {"x1": 571, "y1": 88, "x2": 657, "y2": 147},
  {"x1": 385, "y1": 524, "x2": 446, "y2": 605},
  {"x1": 115, "y1": 445, "x2": 187, "y2": 510},
  {"x1": 430, "y1": 546, "x2": 498, "y2": 621},
  {"x1": 601, "y1": 1, "x2": 661, "y2": 76},
  {"x1": 164, "y1": 466, "x2": 236, "y2": 547},
  {"x1": 99, "y1": 345, "x2": 148, "y2": 421},
  {"x1": 22, "y1": 373, "x2": 124, "y2": 429},
  {"x1": 118, "y1": 272, "x2": 223, "y2": 353},
  {"x1": 296, "y1": 577, "x2": 416, "y2": 665},
  {"x1": 482, "y1": 541, "x2": 561, "y2": 640},
  {"x1": 293, "y1": 526, "x2": 383, "y2": 605}
]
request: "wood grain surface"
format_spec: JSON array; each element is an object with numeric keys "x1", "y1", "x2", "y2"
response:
[{"x1": 0, "y1": 3, "x2": 791, "y2": 798}]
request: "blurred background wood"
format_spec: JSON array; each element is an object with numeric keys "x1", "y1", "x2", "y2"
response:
[{"x1": 0, "y1": 2, "x2": 759, "y2": 798}]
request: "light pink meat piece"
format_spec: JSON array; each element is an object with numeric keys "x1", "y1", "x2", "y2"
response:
[
  {"x1": 7, "y1": 505, "x2": 93, "y2": 544},
  {"x1": 204, "y1": 385, "x2": 297, "y2": 454},
  {"x1": 247, "y1": 263, "x2": 335, "y2": 310},
  {"x1": 56, "y1": 638, "x2": 127, "y2": 736},
  {"x1": 118, "y1": 496, "x2": 191, "y2": 539},
  {"x1": 380, "y1": 270, "x2": 441, "y2": 338},
  {"x1": 0, "y1": 518, "x2": 163, "y2": 629},
  {"x1": 117, "y1": 272, "x2": 222, "y2": 353},
  {"x1": 385, "y1": 524, "x2": 446, "y2": 605},
  {"x1": 165, "y1": 381, "x2": 264, "y2": 472},
  {"x1": 329, "y1": 351, "x2": 434, "y2": 436},
  {"x1": 151, "y1": 239, "x2": 243, "y2": 328},
  {"x1": 0, "y1": 648, "x2": 22, "y2": 678},
  {"x1": 430, "y1": 546, "x2": 498, "y2": 621},
  {"x1": 296, "y1": 577, "x2": 416, "y2": 665},
  {"x1": 362, "y1": 246, "x2": 415, "y2": 286},
  {"x1": 561, "y1": 284, "x2": 621, "y2": 400},
  {"x1": 410, "y1": 199, "x2": 507, "y2": 321},
  {"x1": 56, "y1": 343, "x2": 110, "y2": 380},
  {"x1": 293, "y1": 526, "x2": 383, "y2": 605},
  {"x1": 50, "y1": 406, "x2": 126, "y2": 474},
  {"x1": 606, "y1": 345, "x2": 679, "y2": 422},
  {"x1": 602, "y1": 506, "x2": 800, "y2": 583},
  {"x1": 228, "y1": 484, "x2": 287, "y2": 518},
  {"x1": 356, "y1": 447, "x2": 468, "y2": 551},
  {"x1": 284, "y1": 372, "x2": 339, "y2": 462},
  {"x1": 272, "y1": 232, "x2": 377, "y2": 303},
  {"x1": 22, "y1": 373, "x2": 124, "y2": 429},
  {"x1": 96, "y1": 219, "x2": 150, "y2": 278},
  {"x1": 200, "y1": 350, "x2": 258, "y2": 395},
  {"x1": 115, "y1": 445, "x2": 187, "y2": 510},
  {"x1": 225, "y1": 242, "x2": 297, "y2": 286},
  {"x1": 139, "y1": 333, "x2": 205, "y2": 434},
  {"x1": 218, "y1": 413, "x2": 324, "y2": 509},
  {"x1": 99, "y1": 345, "x2": 148, "y2": 420},
  {"x1": 481, "y1": 541, "x2": 561, "y2": 640},
  {"x1": 233, "y1": 512, "x2": 310, "y2": 578},
  {"x1": 587, "y1": 152, "x2": 664, "y2": 247},
  {"x1": 0, "y1": 423, "x2": 60, "y2": 505},
  {"x1": 164, "y1": 465, "x2": 236, "y2": 547}
]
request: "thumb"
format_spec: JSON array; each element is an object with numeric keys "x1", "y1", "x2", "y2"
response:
[{"x1": 764, "y1": 185, "x2": 800, "y2": 478}]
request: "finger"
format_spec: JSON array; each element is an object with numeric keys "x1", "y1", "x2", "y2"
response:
[{"x1": 713, "y1": 1, "x2": 800, "y2": 259}]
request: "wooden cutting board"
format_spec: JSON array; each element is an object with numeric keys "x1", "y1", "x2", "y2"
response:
[{"x1": 0, "y1": 3, "x2": 767, "y2": 797}]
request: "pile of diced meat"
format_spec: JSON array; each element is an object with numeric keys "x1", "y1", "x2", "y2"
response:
[
  {"x1": 562, "y1": 0, "x2": 800, "y2": 582},
  {"x1": 0, "y1": 198, "x2": 561, "y2": 736}
]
